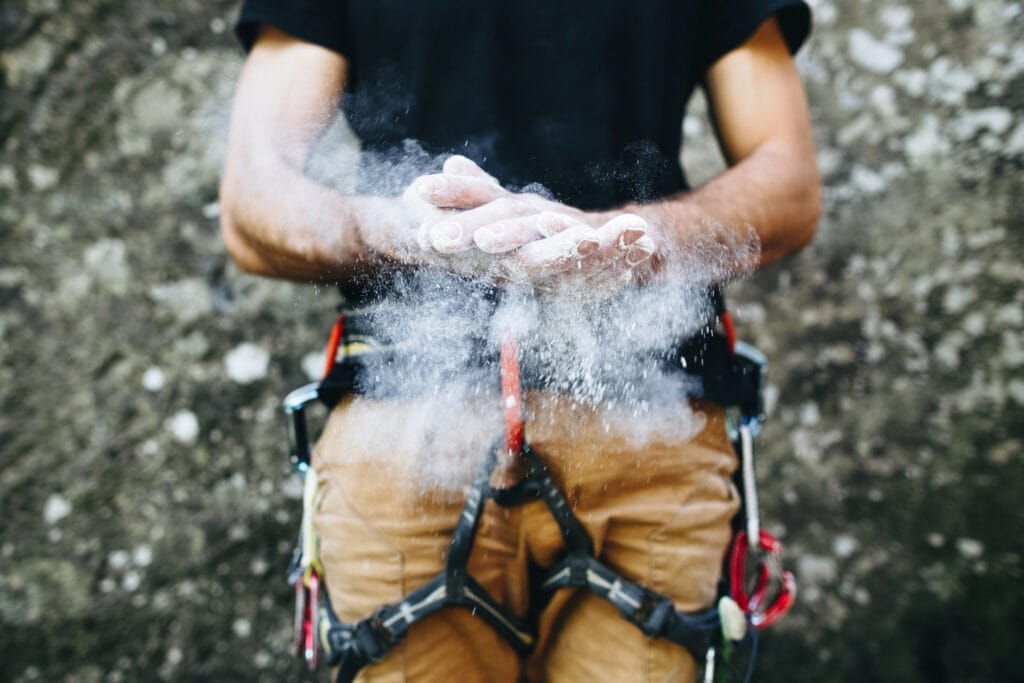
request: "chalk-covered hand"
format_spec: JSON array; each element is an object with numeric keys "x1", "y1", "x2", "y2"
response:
[{"x1": 409, "y1": 156, "x2": 660, "y2": 292}]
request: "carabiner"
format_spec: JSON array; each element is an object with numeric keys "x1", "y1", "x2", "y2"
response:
[{"x1": 728, "y1": 529, "x2": 796, "y2": 629}]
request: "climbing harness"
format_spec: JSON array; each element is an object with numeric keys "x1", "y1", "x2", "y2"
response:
[{"x1": 281, "y1": 293, "x2": 796, "y2": 682}]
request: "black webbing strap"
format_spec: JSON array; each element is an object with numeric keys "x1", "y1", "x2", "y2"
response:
[
  {"x1": 540, "y1": 554, "x2": 721, "y2": 659},
  {"x1": 315, "y1": 328, "x2": 757, "y2": 412},
  {"x1": 318, "y1": 440, "x2": 536, "y2": 683},
  {"x1": 514, "y1": 443, "x2": 723, "y2": 662}
]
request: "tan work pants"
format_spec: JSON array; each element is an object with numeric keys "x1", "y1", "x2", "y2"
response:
[{"x1": 313, "y1": 390, "x2": 739, "y2": 682}]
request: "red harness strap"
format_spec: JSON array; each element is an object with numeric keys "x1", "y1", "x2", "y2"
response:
[
  {"x1": 323, "y1": 313, "x2": 346, "y2": 378},
  {"x1": 500, "y1": 333, "x2": 523, "y2": 456}
]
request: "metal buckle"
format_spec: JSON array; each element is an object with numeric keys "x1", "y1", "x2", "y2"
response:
[
  {"x1": 282, "y1": 382, "x2": 320, "y2": 472},
  {"x1": 728, "y1": 529, "x2": 796, "y2": 629},
  {"x1": 732, "y1": 341, "x2": 767, "y2": 438}
]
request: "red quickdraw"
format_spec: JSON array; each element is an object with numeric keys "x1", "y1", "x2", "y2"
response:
[
  {"x1": 293, "y1": 568, "x2": 321, "y2": 669},
  {"x1": 304, "y1": 569, "x2": 321, "y2": 670},
  {"x1": 728, "y1": 529, "x2": 796, "y2": 629}
]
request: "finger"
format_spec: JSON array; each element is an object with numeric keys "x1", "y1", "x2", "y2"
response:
[
  {"x1": 427, "y1": 197, "x2": 532, "y2": 253},
  {"x1": 413, "y1": 174, "x2": 508, "y2": 209},
  {"x1": 596, "y1": 213, "x2": 649, "y2": 249},
  {"x1": 443, "y1": 155, "x2": 500, "y2": 184},
  {"x1": 535, "y1": 211, "x2": 585, "y2": 238},
  {"x1": 473, "y1": 215, "x2": 546, "y2": 253},
  {"x1": 515, "y1": 224, "x2": 601, "y2": 272},
  {"x1": 577, "y1": 213, "x2": 652, "y2": 270},
  {"x1": 624, "y1": 234, "x2": 657, "y2": 267}
]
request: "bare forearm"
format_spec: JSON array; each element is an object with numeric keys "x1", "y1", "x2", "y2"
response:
[
  {"x1": 621, "y1": 140, "x2": 820, "y2": 272},
  {"x1": 220, "y1": 157, "x2": 404, "y2": 282}
]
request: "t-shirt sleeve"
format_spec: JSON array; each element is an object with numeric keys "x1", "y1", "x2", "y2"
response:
[
  {"x1": 698, "y1": 0, "x2": 811, "y2": 71},
  {"x1": 235, "y1": 0, "x2": 349, "y2": 56}
]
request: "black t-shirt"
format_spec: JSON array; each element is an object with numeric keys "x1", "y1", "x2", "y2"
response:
[{"x1": 236, "y1": 0, "x2": 809, "y2": 210}]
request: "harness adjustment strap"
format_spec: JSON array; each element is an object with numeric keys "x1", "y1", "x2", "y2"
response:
[{"x1": 540, "y1": 553, "x2": 723, "y2": 661}]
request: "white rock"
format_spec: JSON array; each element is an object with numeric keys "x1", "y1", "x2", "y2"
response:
[
  {"x1": 893, "y1": 68, "x2": 928, "y2": 97},
  {"x1": 147, "y1": 278, "x2": 214, "y2": 325},
  {"x1": 132, "y1": 544, "x2": 153, "y2": 568},
  {"x1": 301, "y1": 351, "x2": 326, "y2": 381},
  {"x1": 0, "y1": 35, "x2": 55, "y2": 87},
  {"x1": 0, "y1": 165, "x2": 15, "y2": 190},
  {"x1": 943, "y1": 285, "x2": 976, "y2": 314},
  {"x1": 232, "y1": 618, "x2": 252, "y2": 638},
  {"x1": 43, "y1": 494, "x2": 72, "y2": 524},
  {"x1": 904, "y1": 115, "x2": 951, "y2": 167},
  {"x1": 1004, "y1": 123, "x2": 1024, "y2": 156},
  {"x1": 797, "y1": 554, "x2": 838, "y2": 585},
  {"x1": 848, "y1": 29, "x2": 904, "y2": 73},
  {"x1": 167, "y1": 410, "x2": 200, "y2": 445},
  {"x1": 851, "y1": 165, "x2": 886, "y2": 195},
  {"x1": 109, "y1": 550, "x2": 130, "y2": 570},
  {"x1": 122, "y1": 571, "x2": 142, "y2": 592},
  {"x1": 832, "y1": 534, "x2": 859, "y2": 558},
  {"x1": 27, "y1": 164, "x2": 59, "y2": 191},
  {"x1": 934, "y1": 333, "x2": 964, "y2": 369},
  {"x1": 84, "y1": 239, "x2": 130, "y2": 296},
  {"x1": 799, "y1": 402, "x2": 821, "y2": 427},
  {"x1": 142, "y1": 367, "x2": 166, "y2": 392},
  {"x1": 963, "y1": 312, "x2": 986, "y2": 336},
  {"x1": 1008, "y1": 380, "x2": 1024, "y2": 405},
  {"x1": 973, "y1": 0, "x2": 1012, "y2": 27},
  {"x1": 927, "y1": 58, "x2": 978, "y2": 105},
  {"x1": 956, "y1": 537, "x2": 984, "y2": 559},
  {"x1": 869, "y1": 84, "x2": 900, "y2": 120},
  {"x1": 997, "y1": 304, "x2": 1024, "y2": 327},
  {"x1": 950, "y1": 107, "x2": 1013, "y2": 141},
  {"x1": 808, "y1": 0, "x2": 837, "y2": 25},
  {"x1": 880, "y1": 5, "x2": 913, "y2": 29},
  {"x1": 225, "y1": 343, "x2": 270, "y2": 384}
]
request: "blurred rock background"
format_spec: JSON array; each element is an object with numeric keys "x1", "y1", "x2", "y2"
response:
[{"x1": 1, "y1": 0, "x2": 1020, "y2": 681}]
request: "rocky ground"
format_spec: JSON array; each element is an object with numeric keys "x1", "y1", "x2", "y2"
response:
[{"x1": 1, "y1": 0, "x2": 1021, "y2": 681}]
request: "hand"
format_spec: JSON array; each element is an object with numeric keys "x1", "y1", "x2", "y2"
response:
[{"x1": 408, "y1": 156, "x2": 660, "y2": 295}]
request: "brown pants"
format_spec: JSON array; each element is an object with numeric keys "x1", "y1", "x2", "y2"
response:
[{"x1": 313, "y1": 390, "x2": 739, "y2": 682}]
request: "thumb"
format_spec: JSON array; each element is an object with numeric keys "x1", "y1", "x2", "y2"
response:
[{"x1": 443, "y1": 155, "x2": 501, "y2": 185}]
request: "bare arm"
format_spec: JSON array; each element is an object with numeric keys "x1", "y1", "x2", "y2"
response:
[
  {"x1": 219, "y1": 27, "x2": 406, "y2": 281},
  {"x1": 629, "y1": 17, "x2": 821, "y2": 267}
]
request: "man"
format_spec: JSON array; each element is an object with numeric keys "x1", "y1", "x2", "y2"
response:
[{"x1": 221, "y1": 1, "x2": 819, "y2": 680}]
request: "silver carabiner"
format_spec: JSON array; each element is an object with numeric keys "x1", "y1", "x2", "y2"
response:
[{"x1": 283, "y1": 382, "x2": 321, "y2": 474}]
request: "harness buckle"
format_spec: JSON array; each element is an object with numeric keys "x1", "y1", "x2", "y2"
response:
[
  {"x1": 636, "y1": 594, "x2": 675, "y2": 638},
  {"x1": 353, "y1": 608, "x2": 396, "y2": 663}
]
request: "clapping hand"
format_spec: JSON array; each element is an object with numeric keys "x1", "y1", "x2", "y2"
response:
[{"x1": 402, "y1": 156, "x2": 661, "y2": 295}]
